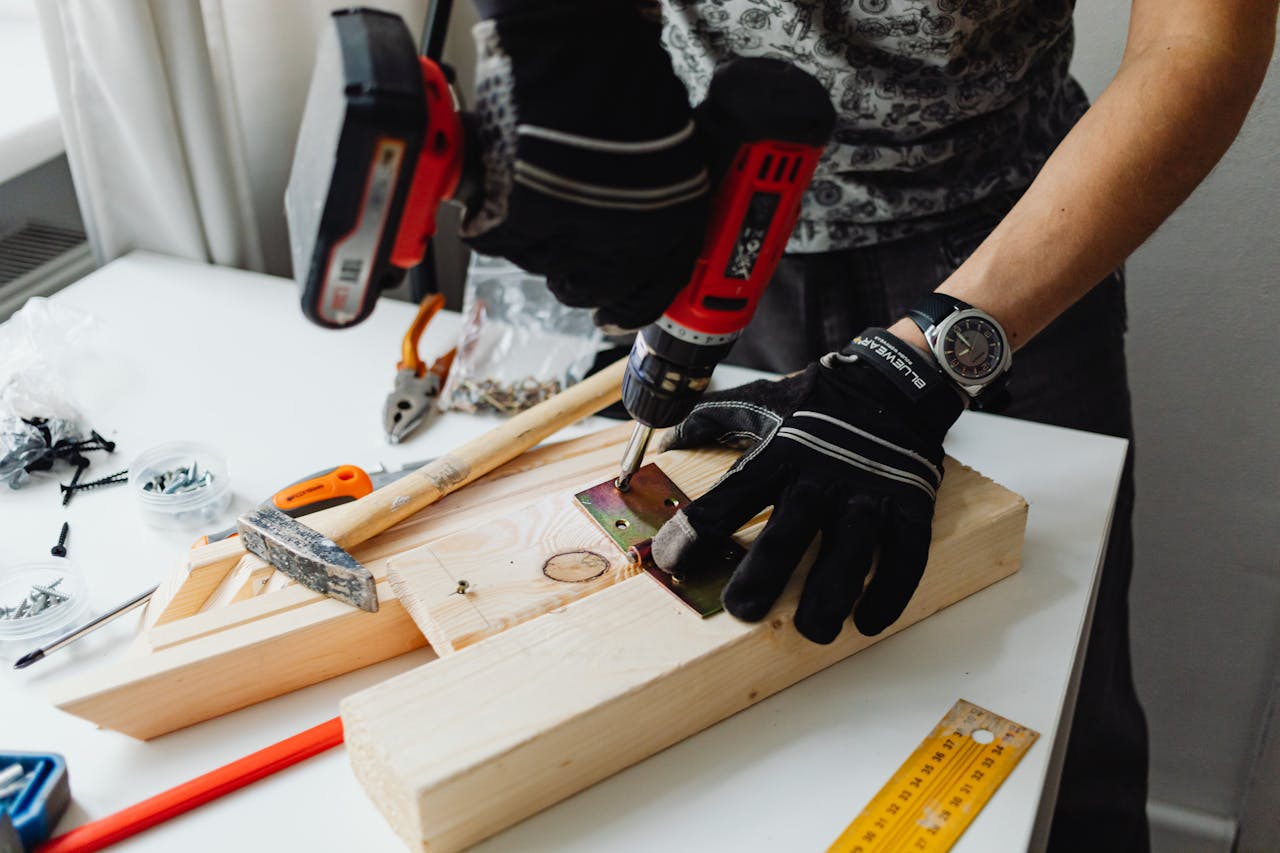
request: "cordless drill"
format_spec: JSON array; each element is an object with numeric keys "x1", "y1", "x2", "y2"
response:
[{"x1": 615, "y1": 60, "x2": 835, "y2": 489}]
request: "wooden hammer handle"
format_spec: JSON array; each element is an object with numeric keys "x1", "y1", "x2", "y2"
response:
[{"x1": 305, "y1": 356, "x2": 626, "y2": 551}]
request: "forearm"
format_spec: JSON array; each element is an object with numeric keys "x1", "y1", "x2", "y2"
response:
[{"x1": 892, "y1": 16, "x2": 1276, "y2": 352}]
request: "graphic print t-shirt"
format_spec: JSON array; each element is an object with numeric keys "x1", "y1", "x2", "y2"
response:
[{"x1": 660, "y1": 0, "x2": 1090, "y2": 252}]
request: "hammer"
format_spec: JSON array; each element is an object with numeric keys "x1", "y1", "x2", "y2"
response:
[{"x1": 236, "y1": 358, "x2": 627, "y2": 611}]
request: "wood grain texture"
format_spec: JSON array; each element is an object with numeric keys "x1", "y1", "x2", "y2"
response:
[
  {"x1": 151, "y1": 423, "x2": 636, "y2": 624},
  {"x1": 49, "y1": 582, "x2": 426, "y2": 740},
  {"x1": 146, "y1": 538, "x2": 245, "y2": 627},
  {"x1": 388, "y1": 447, "x2": 739, "y2": 654},
  {"x1": 51, "y1": 426, "x2": 634, "y2": 739},
  {"x1": 341, "y1": 463, "x2": 1028, "y2": 853}
]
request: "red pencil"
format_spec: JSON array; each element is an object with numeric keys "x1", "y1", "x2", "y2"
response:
[{"x1": 39, "y1": 717, "x2": 344, "y2": 853}]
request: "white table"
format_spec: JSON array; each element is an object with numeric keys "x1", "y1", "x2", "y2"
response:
[{"x1": 2, "y1": 252, "x2": 1127, "y2": 852}]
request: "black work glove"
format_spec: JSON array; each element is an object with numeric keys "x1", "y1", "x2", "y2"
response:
[
  {"x1": 461, "y1": 0, "x2": 709, "y2": 331},
  {"x1": 651, "y1": 330, "x2": 965, "y2": 643}
]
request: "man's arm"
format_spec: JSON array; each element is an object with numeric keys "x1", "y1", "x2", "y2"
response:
[{"x1": 890, "y1": 0, "x2": 1278, "y2": 352}]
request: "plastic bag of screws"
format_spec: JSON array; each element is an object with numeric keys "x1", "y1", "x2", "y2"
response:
[
  {"x1": 440, "y1": 256, "x2": 602, "y2": 416},
  {"x1": 1, "y1": 298, "x2": 107, "y2": 489}
]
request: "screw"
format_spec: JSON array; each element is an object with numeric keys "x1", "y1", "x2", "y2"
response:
[
  {"x1": 61, "y1": 457, "x2": 91, "y2": 507},
  {"x1": 51, "y1": 521, "x2": 70, "y2": 557},
  {"x1": 454, "y1": 580, "x2": 471, "y2": 595},
  {"x1": 90, "y1": 430, "x2": 117, "y2": 452},
  {"x1": 33, "y1": 584, "x2": 69, "y2": 603},
  {"x1": 62, "y1": 470, "x2": 128, "y2": 495}
]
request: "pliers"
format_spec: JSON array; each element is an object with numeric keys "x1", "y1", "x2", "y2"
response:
[{"x1": 384, "y1": 293, "x2": 457, "y2": 444}]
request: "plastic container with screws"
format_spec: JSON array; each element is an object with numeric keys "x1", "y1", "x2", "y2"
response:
[
  {"x1": 129, "y1": 441, "x2": 233, "y2": 530},
  {"x1": 0, "y1": 559, "x2": 90, "y2": 653}
]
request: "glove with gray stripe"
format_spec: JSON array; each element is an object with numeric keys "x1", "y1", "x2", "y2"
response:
[
  {"x1": 462, "y1": 0, "x2": 709, "y2": 331},
  {"x1": 651, "y1": 329, "x2": 965, "y2": 643}
]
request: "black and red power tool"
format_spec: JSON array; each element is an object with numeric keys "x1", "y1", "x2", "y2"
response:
[
  {"x1": 285, "y1": 9, "x2": 835, "y2": 483},
  {"x1": 615, "y1": 62, "x2": 835, "y2": 488},
  {"x1": 285, "y1": 7, "x2": 478, "y2": 328}
]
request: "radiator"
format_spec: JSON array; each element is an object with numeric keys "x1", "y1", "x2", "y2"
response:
[{"x1": 0, "y1": 221, "x2": 94, "y2": 321}]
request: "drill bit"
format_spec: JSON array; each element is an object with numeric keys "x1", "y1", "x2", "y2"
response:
[{"x1": 614, "y1": 422, "x2": 654, "y2": 492}]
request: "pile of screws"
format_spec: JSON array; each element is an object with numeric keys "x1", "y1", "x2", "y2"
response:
[
  {"x1": 141, "y1": 460, "x2": 214, "y2": 495},
  {"x1": 449, "y1": 376, "x2": 563, "y2": 415},
  {"x1": 0, "y1": 416, "x2": 117, "y2": 491},
  {"x1": 0, "y1": 761, "x2": 35, "y2": 802},
  {"x1": 1, "y1": 576, "x2": 69, "y2": 621}
]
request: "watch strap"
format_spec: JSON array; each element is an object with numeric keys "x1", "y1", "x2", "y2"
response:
[{"x1": 908, "y1": 293, "x2": 971, "y2": 336}]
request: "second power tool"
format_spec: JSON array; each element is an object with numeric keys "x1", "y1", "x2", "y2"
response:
[{"x1": 615, "y1": 60, "x2": 836, "y2": 490}]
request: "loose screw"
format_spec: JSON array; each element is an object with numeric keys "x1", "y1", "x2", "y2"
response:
[
  {"x1": 61, "y1": 457, "x2": 91, "y2": 507},
  {"x1": 51, "y1": 521, "x2": 70, "y2": 557},
  {"x1": 61, "y1": 470, "x2": 129, "y2": 497},
  {"x1": 454, "y1": 579, "x2": 471, "y2": 595},
  {"x1": 90, "y1": 430, "x2": 117, "y2": 452}
]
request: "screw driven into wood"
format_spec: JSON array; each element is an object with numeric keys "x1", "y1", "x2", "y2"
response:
[
  {"x1": 454, "y1": 580, "x2": 471, "y2": 595},
  {"x1": 51, "y1": 521, "x2": 70, "y2": 557}
]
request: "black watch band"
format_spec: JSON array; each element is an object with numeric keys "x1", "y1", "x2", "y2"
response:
[{"x1": 908, "y1": 293, "x2": 970, "y2": 334}]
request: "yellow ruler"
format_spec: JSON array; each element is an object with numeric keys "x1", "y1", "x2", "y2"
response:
[{"x1": 827, "y1": 699, "x2": 1039, "y2": 853}]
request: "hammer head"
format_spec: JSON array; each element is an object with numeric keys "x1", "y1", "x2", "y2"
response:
[{"x1": 236, "y1": 505, "x2": 378, "y2": 612}]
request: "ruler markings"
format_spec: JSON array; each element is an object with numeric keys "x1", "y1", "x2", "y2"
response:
[{"x1": 826, "y1": 700, "x2": 1039, "y2": 853}]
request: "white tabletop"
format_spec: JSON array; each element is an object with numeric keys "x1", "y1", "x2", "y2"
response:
[
  {"x1": 0, "y1": 13, "x2": 63, "y2": 184},
  {"x1": 2, "y1": 252, "x2": 1127, "y2": 852}
]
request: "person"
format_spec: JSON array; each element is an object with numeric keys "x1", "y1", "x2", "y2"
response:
[{"x1": 457, "y1": 0, "x2": 1278, "y2": 848}]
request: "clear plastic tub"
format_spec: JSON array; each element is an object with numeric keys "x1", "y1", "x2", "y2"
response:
[
  {"x1": 129, "y1": 441, "x2": 233, "y2": 530},
  {"x1": 0, "y1": 558, "x2": 89, "y2": 653}
]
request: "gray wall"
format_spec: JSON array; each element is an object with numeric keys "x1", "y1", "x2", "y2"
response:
[{"x1": 1070, "y1": 1, "x2": 1280, "y2": 838}]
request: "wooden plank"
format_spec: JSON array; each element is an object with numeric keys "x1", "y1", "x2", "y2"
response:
[
  {"x1": 341, "y1": 463, "x2": 1027, "y2": 853},
  {"x1": 149, "y1": 423, "x2": 634, "y2": 625},
  {"x1": 49, "y1": 428, "x2": 637, "y2": 738},
  {"x1": 49, "y1": 582, "x2": 427, "y2": 740},
  {"x1": 387, "y1": 447, "x2": 740, "y2": 654},
  {"x1": 145, "y1": 538, "x2": 245, "y2": 627}
]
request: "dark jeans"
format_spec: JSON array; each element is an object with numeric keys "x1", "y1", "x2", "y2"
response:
[{"x1": 730, "y1": 209, "x2": 1150, "y2": 852}]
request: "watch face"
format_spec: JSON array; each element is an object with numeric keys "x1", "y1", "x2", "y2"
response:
[{"x1": 942, "y1": 316, "x2": 1004, "y2": 381}]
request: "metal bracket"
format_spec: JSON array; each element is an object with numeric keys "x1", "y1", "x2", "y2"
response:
[{"x1": 573, "y1": 464, "x2": 743, "y2": 617}]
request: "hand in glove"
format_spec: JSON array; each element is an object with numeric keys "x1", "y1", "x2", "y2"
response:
[
  {"x1": 462, "y1": 0, "x2": 709, "y2": 331},
  {"x1": 651, "y1": 330, "x2": 965, "y2": 643}
]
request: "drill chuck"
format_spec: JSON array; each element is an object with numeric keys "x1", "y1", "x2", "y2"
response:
[{"x1": 621, "y1": 320, "x2": 739, "y2": 429}]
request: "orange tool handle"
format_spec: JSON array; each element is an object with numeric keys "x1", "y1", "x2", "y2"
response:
[
  {"x1": 427, "y1": 346, "x2": 457, "y2": 382},
  {"x1": 398, "y1": 293, "x2": 446, "y2": 375},
  {"x1": 271, "y1": 465, "x2": 374, "y2": 514},
  {"x1": 38, "y1": 717, "x2": 344, "y2": 853}
]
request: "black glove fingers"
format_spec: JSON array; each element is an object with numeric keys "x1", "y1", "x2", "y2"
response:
[
  {"x1": 722, "y1": 482, "x2": 824, "y2": 622},
  {"x1": 793, "y1": 505, "x2": 878, "y2": 644},
  {"x1": 651, "y1": 466, "x2": 774, "y2": 577},
  {"x1": 853, "y1": 506, "x2": 933, "y2": 636}
]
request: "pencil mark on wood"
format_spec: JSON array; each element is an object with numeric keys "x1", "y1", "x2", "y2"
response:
[{"x1": 542, "y1": 551, "x2": 609, "y2": 583}]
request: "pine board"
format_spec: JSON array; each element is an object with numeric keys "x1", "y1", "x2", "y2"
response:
[{"x1": 341, "y1": 461, "x2": 1028, "y2": 852}]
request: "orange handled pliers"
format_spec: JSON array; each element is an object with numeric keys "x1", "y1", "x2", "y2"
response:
[{"x1": 383, "y1": 293, "x2": 457, "y2": 444}]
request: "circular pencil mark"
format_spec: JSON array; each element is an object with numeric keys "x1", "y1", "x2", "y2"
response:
[{"x1": 542, "y1": 551, "x2": 609, "y2": 583}]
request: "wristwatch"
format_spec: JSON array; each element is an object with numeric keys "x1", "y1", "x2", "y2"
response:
[{"x1": 907, "y1": 294, "x2": 1012, "y2": 403}]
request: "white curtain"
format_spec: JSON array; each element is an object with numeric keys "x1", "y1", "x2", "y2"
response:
[{"x1": 36, "y1": 0, "x2": 434, "y2": 277}]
